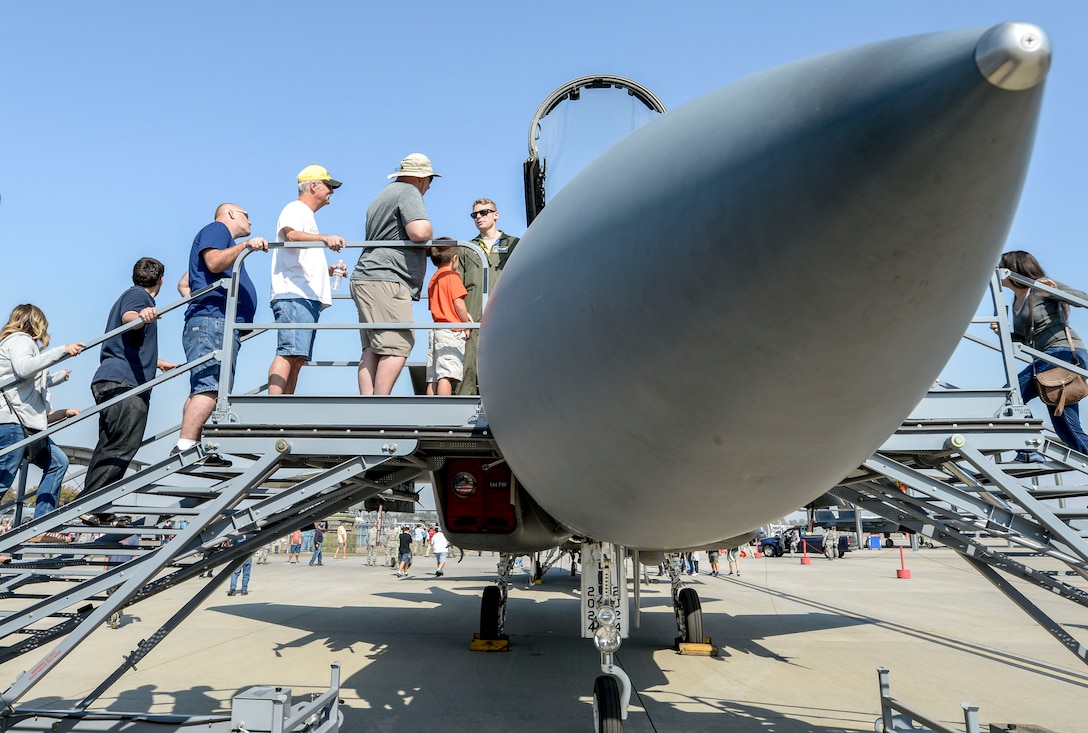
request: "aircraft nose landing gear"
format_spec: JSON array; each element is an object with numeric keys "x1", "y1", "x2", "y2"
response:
[
  {"x1": 582, "y1": 542, "x2": 632, "y2": 731},
  {"x1": 664, "y1": 553, "x2": 714, "y2": 654},
  {"x1": 471, "y1": 554, "x2": 516, "y2": 651}
]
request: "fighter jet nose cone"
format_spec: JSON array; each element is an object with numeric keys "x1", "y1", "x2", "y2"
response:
[{"x1": 976, "y1": 22, "x2": 1051, "y2": 91}]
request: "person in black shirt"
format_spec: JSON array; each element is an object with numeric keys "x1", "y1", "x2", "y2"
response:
[
  {"x1": 396, "y1": 526, "x2": 413, "y2": 577},
  {"x1": 309, "y1": 523, "x2": 325, "y2": 566}
]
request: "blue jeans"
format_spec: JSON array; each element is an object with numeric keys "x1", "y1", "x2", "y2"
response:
[
  {"x1": 230, "y1": 557, "x2": 253, "y2": 592},
  {"x1": 1018, "y1": 347, "x2": 1088, "y2": 454},
  {"x1": 183, "y1": 315, "x2": 241, "y2": 395},
  {"x1": 309, "y1": 545, "x2": 323, "y2": 565},
  {"x1": 0, "y1": 424, "x2": 69, "y2": 518},
  {"x1": 0, "y1": 424, "x2": 25, "y2": 491}
]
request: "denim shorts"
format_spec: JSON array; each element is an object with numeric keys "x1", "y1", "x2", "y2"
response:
[
  {"x1": 183, "y1": 315, "x2": 241, "y2": 395},
  {"x1": 271, "y1": 298, "x2": 321, "y2": 358}
]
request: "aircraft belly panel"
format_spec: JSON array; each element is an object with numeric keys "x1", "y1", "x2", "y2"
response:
[{"x1": 431, "y1": 459, "x2": 573, "y2": 553}]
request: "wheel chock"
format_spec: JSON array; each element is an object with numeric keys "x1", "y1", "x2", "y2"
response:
[
  {"x1": 674, "y1": 635, "x2": 718, "y2": 652},
  {"x1": 676, "y1": 638, "x2": 718, "y2": 656},
  {"x1": 470, "y1": 633, "x2": 510, "y2": 651}
]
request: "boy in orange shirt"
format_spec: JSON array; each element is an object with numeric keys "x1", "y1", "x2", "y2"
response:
[{"x1": 426, "y1": 246, "x2": 472, "y2": 395}]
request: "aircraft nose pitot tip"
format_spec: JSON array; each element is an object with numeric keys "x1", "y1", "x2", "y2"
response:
[{"x1": 975, "y1": 22, "x2": 1051, "y2": 91}]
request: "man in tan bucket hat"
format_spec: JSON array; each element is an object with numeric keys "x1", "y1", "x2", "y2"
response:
[{"x1": 348, "y1": 153, "x2": 440, "y2": 394}]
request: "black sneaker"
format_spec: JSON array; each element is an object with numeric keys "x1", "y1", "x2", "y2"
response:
[
  {"x1": 227, "y1": 589, "x2": 236, "y2": 596},
  {"x1": 240, "y1": 590, "x2": 248, "y2": 596},
  {"x1": 202, "y1": 453, "x2": 233, "y2": 467},
  {"x1": 91, "y1": 512, "x2": 129, "y2": 527}
]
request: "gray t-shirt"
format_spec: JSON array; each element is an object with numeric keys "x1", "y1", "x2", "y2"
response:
[
  {"x1": 1011, "y1": 280, "x2": 1088, "y2": 353},
  {"x1": 352, "y1": 182, "x2": 429, "y2": 299}
]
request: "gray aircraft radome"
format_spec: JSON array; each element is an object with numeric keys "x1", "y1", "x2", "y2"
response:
[{"x1": 478, "y1": 22, "x2": 1051, "y2": 551}]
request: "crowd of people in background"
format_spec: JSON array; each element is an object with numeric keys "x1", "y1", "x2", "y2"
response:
[{"x1": 252, "y1": 519, "x2": 451, "y2": 585}]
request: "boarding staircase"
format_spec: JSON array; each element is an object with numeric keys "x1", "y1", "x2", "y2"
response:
[
  {"x1": 831, "y1": 270, "x2": 1088, "y2": 667},
  {"x1": 0, "y1": 242, "x2": 501, "y2": 725},
  {"x1": 0, "y1": 257, "x2": 1085, "y2": 729}
]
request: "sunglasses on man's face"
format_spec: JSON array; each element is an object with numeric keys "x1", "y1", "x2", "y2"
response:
[{"x1": 470, "y1": 209, "x2": 495, "y2": 219}]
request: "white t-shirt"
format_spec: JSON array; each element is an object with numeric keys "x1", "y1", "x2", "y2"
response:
[
  {"x1": 431, "y1": 531, "x2": 450, "y2": 554},
  {"x1": 271, "y1": 199, "x2": 332, "y2": 308}
]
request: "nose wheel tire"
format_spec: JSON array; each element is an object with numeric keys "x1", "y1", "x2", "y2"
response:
[
  {"x1": 678, "y1": 587, "x2": 704, "y2": 644},
  {"x1": 480, "y1": 585, "x2": 501, "y2": 640},
  {"x1": 593, "y1": 675, "x2": 623, "y2": 732}
]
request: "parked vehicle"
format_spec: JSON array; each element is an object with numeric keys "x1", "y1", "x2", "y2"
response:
[
  {"x1": 813, "y1": 509, "x2": 902, "y2": 537},
  {"x1": 759, "y1": 526, "x2": 854, "y2": 558}
]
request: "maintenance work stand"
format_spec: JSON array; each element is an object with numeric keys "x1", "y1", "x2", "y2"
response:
[{"x1": 0, "y1": 250, "x2": 1084, "y2": 732}]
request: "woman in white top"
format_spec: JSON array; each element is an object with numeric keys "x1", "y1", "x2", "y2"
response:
[{"x1": 0, "y1": 304, "x2": 83, "y2": 520}]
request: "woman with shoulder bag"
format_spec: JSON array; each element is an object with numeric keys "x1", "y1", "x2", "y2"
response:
[
  {"x1": 998, "y1": 251, "x2": 1088, "y2": 456},
  {"x1": 0, "y1": 304, "x2": 84, "y2": 522}
]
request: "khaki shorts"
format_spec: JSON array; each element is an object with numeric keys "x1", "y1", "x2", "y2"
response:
[
  {"x1": 350, "y1": 279, "x2": 415, "y2": 357},
  {"x1": 427, "y1": 328, "x2": 467, "y2": 382}
]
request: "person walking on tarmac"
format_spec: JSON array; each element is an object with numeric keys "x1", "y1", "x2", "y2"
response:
[
  {"x1": 824, "y1": 526, "x2": 840, "y2": 559},
  {"x1": 308, "y1": 523, "x2": 325, "y2": 566},
  {"x1": 395, "y1": 525, "x2": 413, "y2": 577},
  {"x1": 365, "y1": 523, "x2": 379, "y2": 566},
  {"x1": 286, "y1": 528, "x2": 302, "y2": 564},
  {"x1": 431, "y1": 528, "x2": 450, "y2": 577},
  {"x1": 334, "y1": 521, "x2": 348, "y2": 559}
]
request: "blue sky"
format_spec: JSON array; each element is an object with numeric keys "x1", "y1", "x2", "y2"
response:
[{"x1": 2, "y1": 2, "x2": 1086, "y2": 461}]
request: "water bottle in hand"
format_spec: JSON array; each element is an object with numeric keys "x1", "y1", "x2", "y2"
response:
[{"x1": 331, "y1": 260, "x2": 345, "y2": 291}]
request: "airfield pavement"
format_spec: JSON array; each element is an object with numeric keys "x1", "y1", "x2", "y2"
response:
[{"x1": 0, "y1": 540, "x2": 1083, "y2": 732}]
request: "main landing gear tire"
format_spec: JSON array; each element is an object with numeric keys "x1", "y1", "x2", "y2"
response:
[
  {"x1": 480, "y1": 585, "x2": 501, "y2": 640},
  {"x1": 593, "y1": 675, "x2": 623, "y2": 733},
  {"x1": 678, "y1": 587, "x2": 703, "y2": 644}
]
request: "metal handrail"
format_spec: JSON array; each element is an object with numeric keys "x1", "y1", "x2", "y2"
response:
[
  {"x1": 876, "y1": 667, "x2": 980, "y2": 733},
  {"x1": 0, "y1": 281, "x2": 220, "y2": 395},
  {"x1": 218, "y1": 239, "x2": 490, "y2": 409},
  {"x1": 0, "y1": 280, "x2": 242, "y2": 521},
  {"x1": 994, "y1": 268, "x2": 1088, "y2": 380}
]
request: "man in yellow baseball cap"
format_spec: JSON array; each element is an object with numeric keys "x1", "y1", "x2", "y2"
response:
[{"x1": 266, "y1": 165, "x2": 347, "y2": 394}]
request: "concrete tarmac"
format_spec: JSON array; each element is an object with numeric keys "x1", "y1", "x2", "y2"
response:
[{"x1": 0, "y1": 542, "x2": 1083, "y2": 732}]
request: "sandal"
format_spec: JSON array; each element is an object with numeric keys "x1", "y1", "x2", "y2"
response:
[{"x1": 30, "y1": 532, "x2": 71, "y2": 544}]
